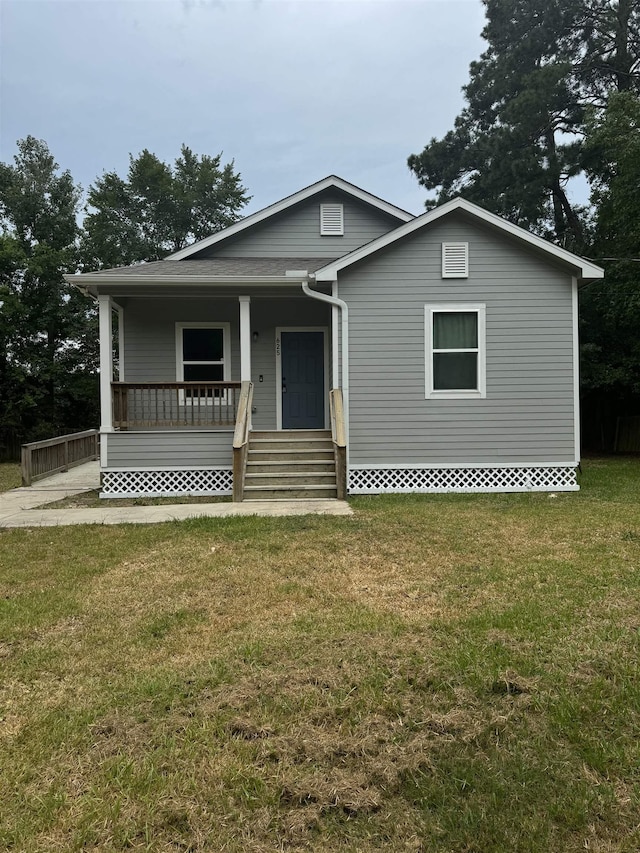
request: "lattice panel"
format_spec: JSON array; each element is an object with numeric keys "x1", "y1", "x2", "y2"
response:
[
  {"x1": 102, "y1": 468, "x2": 233, "y2": 498},
  {"x1": 349, "y1": 466, "x2": 578, "y2": 494}
]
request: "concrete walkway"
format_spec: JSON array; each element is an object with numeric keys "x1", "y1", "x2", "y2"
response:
[{"x1": 0, "y1": 462, "x2": 352, "y2": 528}]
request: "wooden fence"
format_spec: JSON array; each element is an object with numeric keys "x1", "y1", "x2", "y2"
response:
[
  {"x1": 615, "y1": 416, "x2": 640, "y2": 452},
  {"x1": 21, "y1": 429, "x2": 99, "y2": 486}
]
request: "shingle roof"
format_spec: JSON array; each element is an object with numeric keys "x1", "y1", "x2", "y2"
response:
[{"x1": 84, "y1": 258, "x2": 339, "y2": 278}]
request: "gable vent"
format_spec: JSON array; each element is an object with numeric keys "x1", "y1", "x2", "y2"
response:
[
  {"x1": 320, "y1": 203, "x2": 344, "y2": 236},
  {"x1": 442, "y1": 242, "x2": 469, "y2": 278}
]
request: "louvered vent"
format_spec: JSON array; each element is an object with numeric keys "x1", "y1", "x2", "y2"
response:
[
  {"x1": 320, "y1": 203, "x2": 344, "y2": 236},
  {"x1": 442, "y1": 242, "x2": 469, "y2": 278}
]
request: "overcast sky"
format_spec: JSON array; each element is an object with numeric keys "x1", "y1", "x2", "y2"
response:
[{"x1": 0, "y1": 0, "x2": 487, "y2": 217}]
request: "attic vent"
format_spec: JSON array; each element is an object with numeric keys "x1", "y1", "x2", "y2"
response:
[
  {"x1": 442, "y1": 242, "x2": 469, "y2": 278},
  {"x1": 320, "y1": 203, "x2": 344, "y2": 236}
]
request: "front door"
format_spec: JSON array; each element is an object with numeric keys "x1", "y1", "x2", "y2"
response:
[{"x1": 281, "y1": 331, "x2": 325, "y2": 429}]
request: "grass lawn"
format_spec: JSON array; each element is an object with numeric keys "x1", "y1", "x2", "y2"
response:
[
  {"x1": 1, "y1": 458, "x2": 639, "y2": 852},
  {"x1": 0, "y1": 462, "x2": 21, "y2": 492}
]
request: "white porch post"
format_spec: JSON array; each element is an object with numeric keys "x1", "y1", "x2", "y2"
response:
[
  {"x1": 115, "y1": 303, "x2": 125, "y2": 380},
  {"x1": 239, "y1": 295, "x2": 251, "y2": 382},
  {"x1": 98, "y1": 294, "x2": 114, "y2": 432}
]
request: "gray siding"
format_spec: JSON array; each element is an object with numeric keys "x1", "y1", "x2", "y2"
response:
[
  {"x1": 196, "y1": 192, "x2": 400, "y2": 259},
  {"x1": 106, "y1": 430, "x2": 233, "y2": 468},
  {"x1": 122, "y1": 297, "x2": 241, "y2": 382},
  {"x1": 340, "y1": 213, "x2": 577, "y2": 466}
]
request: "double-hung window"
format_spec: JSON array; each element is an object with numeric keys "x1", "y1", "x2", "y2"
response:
[
  {"x1": 425, "y1": 304, "x2": 486, "y2": 398},
  {"x1": 176, "y1": 323, "x2": 230, "y2": 399}
]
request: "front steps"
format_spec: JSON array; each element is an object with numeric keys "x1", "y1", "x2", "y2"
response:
[{"x1": 243, "y1": 430, "x2": 337, "y2": 500}]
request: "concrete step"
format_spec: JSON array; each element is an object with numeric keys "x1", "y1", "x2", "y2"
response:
[{"x1": 244, "y1": 484, "x2": 338, "y2": 500}]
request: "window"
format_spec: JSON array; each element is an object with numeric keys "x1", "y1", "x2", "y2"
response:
[
  {"x1": 176, "y1": 323, "x2": 230, "y2": 398},
  {"x1": 442, "y1": 242, "x2": 469, "y2": 278},
  {"x1": 320, "y1": 203, "x2": 344, "y2": 235},
  {"x1": 425, "y1": 305, "x2": 486, "y2": 398}
]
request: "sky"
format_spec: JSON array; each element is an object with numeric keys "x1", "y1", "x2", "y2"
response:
[{"x1": 0, "y1": 0, "x2": 487, "y2": 218}]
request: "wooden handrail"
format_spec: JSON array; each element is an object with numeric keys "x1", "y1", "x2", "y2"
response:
[
  {"x1": 232, "y1": 381, "x2": 254, "y2": 502},
  {"x1": 21, "y1": 429, "x2": 99, "y2": 486},
  {"x1": 329, "y1": 388, "x2": 347, "y2": 500},
  {"x1": 112, "y1": 381, "x2": 243, "y2": 390}
]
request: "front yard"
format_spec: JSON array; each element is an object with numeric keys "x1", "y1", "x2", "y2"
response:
[{"x1": 1, "y1": 458, "x2": 639, "y2": 851}]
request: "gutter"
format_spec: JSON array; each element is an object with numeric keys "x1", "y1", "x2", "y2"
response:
[
  {"x1": 291, "y1": 272, "x2": 349, "y2": 463},
  {"x1": 64, "y1": 274, "x2": 305, "y2": 287}
]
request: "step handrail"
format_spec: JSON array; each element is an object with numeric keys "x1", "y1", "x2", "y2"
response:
[
  {"x1": 329, "y1": 388, "x2": 347, "y2": 499},
  {"x1": 232, "y1": 381, "x2": 254, "y2": 502}
]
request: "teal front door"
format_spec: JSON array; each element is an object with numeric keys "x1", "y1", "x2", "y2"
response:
[{"x1": 281, "y1": 331, "x2": 325, "y2": 429}]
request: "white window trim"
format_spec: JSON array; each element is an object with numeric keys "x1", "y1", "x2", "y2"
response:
[
  {"x1": 320, "y1": 203, "x2": 344, "y2": 236},
  {"x1": 175, "y1": 322, "x2": 231, "y2": 403},
  {"x1": 425, "y1": 304, "x2": 486, "y2": 399},
  {"x1": 441, "y1": 242, "x2": 469, "y2": 278}
]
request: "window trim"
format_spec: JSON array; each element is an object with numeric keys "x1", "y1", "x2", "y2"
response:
[
  {"x1": 175, "y1": 322, "x2": 231, "y2": 402},
  {"x1": 425, "y1": 304, "x2": 486, "y2": 399}
]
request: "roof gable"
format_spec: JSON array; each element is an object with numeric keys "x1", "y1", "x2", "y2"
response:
[
  {"x1": 166, "y1": 176, "x2": 414, "y2": 260},
  {"x1": 314, "y1": 198, "x2": 604, "y2": 282}
]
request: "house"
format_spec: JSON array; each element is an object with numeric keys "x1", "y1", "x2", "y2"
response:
[{"x1": 66, "y1": 176, "x2": 604, "y2": 500}]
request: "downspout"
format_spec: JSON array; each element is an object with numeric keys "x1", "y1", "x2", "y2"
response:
[{"x1": 299, "y1": 277, "x2": 349, "y2": 464}]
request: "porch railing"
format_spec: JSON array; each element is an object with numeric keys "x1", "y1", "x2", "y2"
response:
[
  {"x1": 111, "y1": 382, "x2": 242, "y2": 429},
  {"x1": 232, "y1": 381, "x2": 254, "y2": 502},
  {"x1": 329, "y1": 388, "x2": 347, "y2": 500},
  {"x1": 21, "y1": 429, "x2": 99, "y2": 486}
]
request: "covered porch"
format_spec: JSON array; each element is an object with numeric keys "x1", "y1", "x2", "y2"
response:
[
  {"x1": 97, "y1": 284, "x2": 340, "y2": 434},
  {"x1": 92, "y1": 281, "x2": 347, "y2": 500}
]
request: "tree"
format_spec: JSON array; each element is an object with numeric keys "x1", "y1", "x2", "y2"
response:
[
  {"x1": 82, "y1": 146, "x2": 250, "y2": 268},
  {"x1": 579, "y1": 91, "x2": 640, "y2": 439},
  {"x1": 0, "y1": 136, "x2": 98, "y2": 451},
  {"x1": 407, "y1": 0, "x2": 639, "y2": 248}
]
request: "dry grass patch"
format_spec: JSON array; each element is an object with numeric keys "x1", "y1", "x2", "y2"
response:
[{"x1": 40, "y1": 489, "x2": 229, "y2": 509}]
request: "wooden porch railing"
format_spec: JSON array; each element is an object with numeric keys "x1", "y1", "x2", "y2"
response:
[
  {"x1": 329, "y1": 388, "x2": 347, "y2": 500},
  {"x1": 232, "y1": 381, "x2": 254, "y2": 502},
  {"x1": 111, "y1": 382, "x2": 242, "y2": 429},
  {"x1": 21, "y1": 429, "x2": 99, "y2": 487}
]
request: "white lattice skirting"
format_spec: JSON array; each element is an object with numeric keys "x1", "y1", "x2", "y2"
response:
[
  {"x1": 348, "y1": 465, "x2": 579, "y2": 494},
  {"x1": 101, "y1": 468, "x2": 233, "y2": 498}
]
